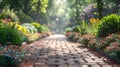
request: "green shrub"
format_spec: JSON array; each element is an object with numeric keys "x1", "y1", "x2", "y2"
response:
[
  {"x1": 0, "y1": 46, "x2": 26, "y2": 66},
  {"x1": 77, "y1": 38, "x2": 89, "y2": 45},
  {"x1": 65, "y1": 27, "x2": 72, "y2": 32},
  {"x1": 97, "y1": 14, "x2": 120, "y2": 37},
  {"x1": 17, "y1": 10, "x2": 33, "y2": 23},
  {"x1": 108, "y1": 52, "x2": 118, "y2": 59},
  {"x1": 21, "y1": 35, "x2": 28, "y2": 42},
  {"x1": 68, "y1": 33, "x2": 74, "y2": 40},
  {"x1": 0, "y1": 55, "x2": 14, "y2": 67},
  {"x1": 72, "y1": 26, "x2": 80, "y2": 32},
  {"x1": 39, "y1": 25, "x2": 49, "y2": 33},
  {"x1": 7, "y1": 22, "x2": 28, "y2": 35},
  {"x1": 86, "y1": 26, "x2": 97, "y2": 35},
  {"x1": 72, "y1": 21, "x2": 87, "y2": 35},
  {"x1": 31, "y1": 22, "x2": 41, "y2": 29},
  {"x1": 79, "y1": 21, "x2": 87, "y2": 35},
  {"x1": 115, "y1": 49, "x2": 120, "y2": 58},
  {"x1": 0, "y1": 28, "x2": 22, "y2": 46},
  {"x1": 31, "y1": 22, "x2": 41, "y2": 32},
  {"x1": 27, "y1": 34, "x2": 40, "y2": 42},
  {"x1": 1, "y1": 8, "x2": 19, "y2": 22},
  {"x1": 0, "y1": 23, "x2": 7, "y2": 28}
]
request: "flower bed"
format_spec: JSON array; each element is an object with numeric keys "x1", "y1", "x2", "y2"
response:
[
  {"x1": 66, "y1": 32, "x2": 120, "y2": 64},
  {"x1": 0, "y1": 45, "x2": 27, "y2": 67},
  {"x1": 0, "y1": 20, "x2": 52, "y2": 67},
  {"x1": 65, "y1": 14, "x2": 120, "y2": 64}
]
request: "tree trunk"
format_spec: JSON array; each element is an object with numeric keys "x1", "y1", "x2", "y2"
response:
[
  {"x1": 35, "y1": 0, "x2": 41, "y2": 22},
  {"x1": 76, "y1": 0, "x2": 79, "y2": 24},
  {"x1": 113, "y1": 1, "x2": 120, "y2": 14},
  {"x1": 97, "y1": 0, "x2": 103, "y2": 19},
  {"x1": 22, "y1": 0, "x2": 31, "y2": 15}
]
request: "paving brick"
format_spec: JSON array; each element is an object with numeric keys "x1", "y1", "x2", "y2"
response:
[
  {"x1": 88, "y1": 64, "x2": 101, "y2": 67},
  {"x1": 79, "y1": 65, "x2": 89, "y2": 67},
  {"x1": 34, "y1": 63, "x2": 48, "y2": 67},
  {"x1": 45, "y1": 59, "x2": 65, "y2": 64},
  {"x1": 85, "y1": 58, "x2": 104, "y2": 63},
  {"x1": 58, "y1": 64, "x2": 68, "y2": 67},
  {"x1": 101, "y1": 65, "x2": 113, "y2": 67},
  {"x1": 25, "y1": 35, "x2": 115, "y2": 67},
  {"x1": 68, "y1": 65, "x2": 80, "y2": 67},
  {"x1": 47, "y1": 65, "x2": 57, "y2": 67}
]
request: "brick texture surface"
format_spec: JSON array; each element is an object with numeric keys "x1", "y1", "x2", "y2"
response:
[{"x1": 25, "y1": 34, "x2": 118, "y2": 67}]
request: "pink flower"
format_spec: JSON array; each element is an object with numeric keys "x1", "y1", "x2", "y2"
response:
[{"x1": 0, "y1": 52, "x2": 2, "y2": 55}]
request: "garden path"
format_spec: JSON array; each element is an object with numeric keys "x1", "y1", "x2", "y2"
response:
[{"x1": 25, "y1": 34, "x2": 118, "y2": 67}]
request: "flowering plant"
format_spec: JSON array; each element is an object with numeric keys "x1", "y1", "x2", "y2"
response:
[
  {"x1": 90, "y1": 18, "x2": 99, "y2": 24},
  {"x1": 77, "y1": 38, "x2": 89, "y2": 45},
  {"x1": 0, "y1": 45, "x2": 26, "y2": 64},
  {"x1": 105, "y1": 42, "x2": 120, "y2": 52}
]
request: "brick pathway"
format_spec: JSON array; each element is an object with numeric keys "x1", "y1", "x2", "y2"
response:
[{"x1": 25, "y1": 34, "x2": 117, "y2": 67}]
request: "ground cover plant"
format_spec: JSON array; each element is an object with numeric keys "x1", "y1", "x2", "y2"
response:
[{"x1": 66, "y1": 14, "x2": 120, "y2": 61}]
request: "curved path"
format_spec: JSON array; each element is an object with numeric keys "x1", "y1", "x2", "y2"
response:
[{"x1": 25, "y1": 34, "x2": 117, "y2": 67}]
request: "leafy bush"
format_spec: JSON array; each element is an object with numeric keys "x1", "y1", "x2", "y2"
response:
[
  {"x1": 0, "y1": 55, "x2": 14, "y2": 67},
  {"x1": 88, "y1": 39, "x2": 97, "y2": 48},
  {"x1": 8, "y1": 22, "x2": 28, "y2": 35},
  {"x1": 7, "y1": 22, "x2": 17, "y2": 28},
  {"x1": 0, "y1": 28, "x2": 22, "y2": 46},
  {"x1": 68, "y1": 33, "x2": 74, "y2": 40},
  {"x1": 108, "y1": 52, "x2": 118, "y2": 59},
  {"x1": 97, "y1": 14, "x2": 120, "y2": 37},
  {"x1": 31, "y1": 22, "x2": 41, "y2": 32},
  {"x1": 16, "y1": 10, "x2": 33, "y2": 23},
  {"x1": 31, "y1": 22, "x2": 41, "y2": 29},
  {"x1": 77, "y1": 38, "x2": 89, "y2": 45},
  {"x1": 17, "y1": 26, "x2": 28, "y2": 35},
  {"x1": 65, "y1": 27, "x2": 72, "y2": 32},
  {"x1": 1, "y1": 8, "x2": 19, "y2": 22},
  {"x1": 72, "y1": 21, "x2": 87, "y2": 35},
  {"x1": 21, "y1": 35, "x2": 28, "y2": 42},
  {"x1": 86, "y1": 26, "x2": 97, "y2": 35},
  {"x1": 0, "y1": 23, "x2": 7, "y2": 28},
  {"x1": 39, "y1": 25, "x2": 49, "y2": 33},
  {"x1": 66, "y1": 32, "x2": 72, "y2": 37},
  {"x1": 22, "y1": 23, "x2": 37, "y2": 34},
  {"x1": 0, "y1": 46, "x2": 26, "y2": 66},
  {"x1": 72, "y1": 26, "x2": 80, "y2": 32},
  {"x1": 95, "y1": 40, "x2": 108, "y2": 50},
  {"x1": 26, "y1": 33, "x2": 41, "y2": 42},
  {"x1": 7, "y1": 22, "x2": 22, "y2": 30},
  {"x1": 79, "y1": 21, "x2": 88, "y2": 35},
  {"x1": 115, "y1": 49, "x2": 120, "y2": 58}
]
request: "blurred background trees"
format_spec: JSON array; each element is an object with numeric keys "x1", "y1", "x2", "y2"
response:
[{"x1": 0, "y1": 0, "x2": 119, "y2": 33}]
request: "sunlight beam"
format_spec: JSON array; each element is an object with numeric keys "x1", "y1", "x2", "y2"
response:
[
  {"x1": 64, "y1": 0, "x2": 67, "y2": 2},
  {"x1": 56, "y1": 0, "x2": 61, "y2": 4}
]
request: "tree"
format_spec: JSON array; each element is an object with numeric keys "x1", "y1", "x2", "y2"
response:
[
  {"x1": 109, "y1": 0, "x2": 120, "y2": 14},
  {"x1": 0, "y1": 0, "x2": 49, "y2": 23},
  {"x1": 35, "y1": 0, "x2": 41, "y2": 22},
  {"x1": 75, "y1": 0, "x2": 80, "y2": 24},
  {"x1": 29, "y1": 0, "x2": 49, "y2": 22},
  {"x1": 96, "y1": 0, "x2": 103, "y2": 19}
]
